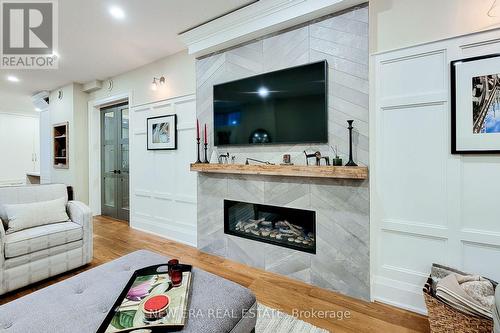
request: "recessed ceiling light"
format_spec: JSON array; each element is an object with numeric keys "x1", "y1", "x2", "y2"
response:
[
  {"x1": 109, "y1": 6, "x2": 125, "y2": 19},
  {"x1": 7, "y1": 75, "x2": 19, "y2": 82},
  {"x1": 35, "y1": 107, "x2": 42, "y2": 112}
]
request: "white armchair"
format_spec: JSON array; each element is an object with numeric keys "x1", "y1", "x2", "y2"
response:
[{"x1": 0, "y1": 184, "x2": 93, "y2": 295}]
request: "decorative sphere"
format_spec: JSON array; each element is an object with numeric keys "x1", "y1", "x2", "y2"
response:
[{"x1": 249, "y1": 129, "x2": 271, "y2": 144}]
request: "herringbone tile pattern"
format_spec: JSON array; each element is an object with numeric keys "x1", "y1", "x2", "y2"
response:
[{"x1": 196, "y1": 6, "x2": 370, "y2": 300}]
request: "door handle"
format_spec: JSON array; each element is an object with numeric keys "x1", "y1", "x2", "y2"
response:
[
  {"x1": 112, "y1": 170, "x2": 117, "y2": 174},
  {"x1": 117, "y1": 170, "x2": 121, "y2": 174}
]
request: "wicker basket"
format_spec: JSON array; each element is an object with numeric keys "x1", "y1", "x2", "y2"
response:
[{"x1": 423, "y1": 277, "x2": 493, "y2": 333}]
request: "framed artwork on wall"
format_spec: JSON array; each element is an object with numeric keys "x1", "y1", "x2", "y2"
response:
[
  {"x1": 451, "y1": 54, "x2": 500, "y2": 154},
  {"x1": 147, "y1": 114, "x2": 177, "y2": 150}
]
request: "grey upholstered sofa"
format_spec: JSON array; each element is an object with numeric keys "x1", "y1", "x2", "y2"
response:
[{"x1": 0, "y1": 184, "x2": 92, "y2": 295}]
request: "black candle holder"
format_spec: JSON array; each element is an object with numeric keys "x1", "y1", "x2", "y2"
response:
[
  {"x1": 346, "y1": 120, "x2": 358, "y2": 167},
  {"x1": 195, "y1": 138, "x2": 201, "y2": 164},
  {"x1": 203, "y1": 143, "x2": 209, "y2": 163}
]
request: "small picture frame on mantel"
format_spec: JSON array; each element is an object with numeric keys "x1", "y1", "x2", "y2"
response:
[
  {"x1": 147, "y1": 114, "x2": 177, "y2": 150},
  {"x1": 451, "y1": 53, "x2": 500, "y2": 154}
]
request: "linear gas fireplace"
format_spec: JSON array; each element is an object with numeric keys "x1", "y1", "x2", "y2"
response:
[{"x1": 224, "y1": 200, "x2": 316, "y2": 254}]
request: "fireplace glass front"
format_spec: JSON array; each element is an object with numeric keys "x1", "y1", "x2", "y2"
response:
[{"x1": 224, "y1": 200, "x2": 316, "y2": 254}]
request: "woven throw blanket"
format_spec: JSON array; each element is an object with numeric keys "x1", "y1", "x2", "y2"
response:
[
  {"x1": 436, "y1": 273, "x2": 494, "y2": 319},
  {"x1": 430, "y1": 263, "x2": 498, "y2": 296}
]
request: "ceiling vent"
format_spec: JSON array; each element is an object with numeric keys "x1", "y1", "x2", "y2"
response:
[{"x1": 32, "y1": 91, "x2": 50, "y2": 110}]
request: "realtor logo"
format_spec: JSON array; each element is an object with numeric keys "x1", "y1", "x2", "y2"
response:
[{"x1": 1, "y1": 0, "x2": 58, "y2": 68}]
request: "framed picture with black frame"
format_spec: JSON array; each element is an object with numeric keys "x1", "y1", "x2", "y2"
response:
[
  {"x1": 451, "y1": 53, "x2": 500, "y2": 154},
  {"x1": 147, "y1": 114, "x2": 177, "y2": 150}
]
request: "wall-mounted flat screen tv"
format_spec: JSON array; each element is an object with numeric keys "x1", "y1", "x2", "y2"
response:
[{"x1": 213, "y1": 60, "x2": 328, "y2": 146}]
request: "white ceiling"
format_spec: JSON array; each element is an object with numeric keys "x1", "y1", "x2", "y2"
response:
[{"x1": 0, "y1": 0, "x2": 254, "y2": 97}]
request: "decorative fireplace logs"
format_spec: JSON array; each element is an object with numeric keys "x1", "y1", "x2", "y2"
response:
[{"x1": 234, "y1": 218, "x2": 315, "y2": 247}]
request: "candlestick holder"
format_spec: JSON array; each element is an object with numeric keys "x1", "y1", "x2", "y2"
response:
[
  {"x1": 346, "y1": 120, "x2": 357, "y2": 166},
  {"x1": 195, "y1": 138, "x2": 201, "y2": 164},
  {"x1": 203, "y1": 143, "x2": 209, "y2": 163}
]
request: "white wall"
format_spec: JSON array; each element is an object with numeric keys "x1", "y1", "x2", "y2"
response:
[
  {"x1": 0, "y1": 91, "x2": 36, "y2": 115},
  {"x1": 0, "y1": 112, "x2": 39, "y2": 185},
  {"x1": 88, "y1": 50, "x2": 198, "y2": 246},
  {"x1": 89, "y1": 51, "x2": 196, "y2": 106},
  {"x1": 48, "y1": 52, "x2": 194, "y2": 204},
  {"x1": 371, "y1": 28, "x2": 500, "y2": 313},
  {"x1": 369, "y1": 0, "x2": 500, "y2": 53},
  {"x1": 130, "y1": 95, "x2": 197, "y2": 246},
  {"x1": 39, "y1": 109, "x2": 51, "y2": 184},
  {"x1": 49, "y1": 83, "x2": 89, "y2": 202}
]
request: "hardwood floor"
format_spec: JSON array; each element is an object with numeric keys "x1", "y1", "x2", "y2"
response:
[{"x1": 0, "y1": 216, "x2": 430, "y2": 333}]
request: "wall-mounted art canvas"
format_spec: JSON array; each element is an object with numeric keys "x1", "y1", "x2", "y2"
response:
[
  {"x1": 147, "y1": 114, "x2": 177, "y2": 150},
  {"x1": 451, "y1": 54, "x2": 500, "y2": 154}
]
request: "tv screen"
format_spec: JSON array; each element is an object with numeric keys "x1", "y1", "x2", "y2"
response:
[{"x1": 213, "y1": 61, "x2": 328, "y2": 146}]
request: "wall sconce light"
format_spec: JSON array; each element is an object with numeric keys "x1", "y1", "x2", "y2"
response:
[
  {"x1": 488, "y1": 0, "x2": 500, "y2": 17},
  {"x1": 151, "y1": 76, "x2": 166, "y2": 91}
]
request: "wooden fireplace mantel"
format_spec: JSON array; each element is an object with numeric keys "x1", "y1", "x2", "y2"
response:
[{"x1": 190, "y1": 163, "x2": 368, "y2": 180}]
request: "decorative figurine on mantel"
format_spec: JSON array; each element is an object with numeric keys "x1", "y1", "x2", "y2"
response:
[
  {"x1": 304, "y1": 151, "x2": 318, "y2": 165},
  {"x1": 346, "y1": 120, "x2": 358, "y2": 166},
  {"x1": 218, "y1": 152, "x2": 229, "y2": 164},
  {"x1": 304, "y1": 151, "x2": 330, "y2": 166}
]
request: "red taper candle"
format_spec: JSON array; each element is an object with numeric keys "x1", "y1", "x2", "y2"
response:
[
  {"x1": 196, "y1": 119, "x2": 200, "y2": 139},
  {"x1": 204, "y1": 124, "x2": 207, "y2": 144}
]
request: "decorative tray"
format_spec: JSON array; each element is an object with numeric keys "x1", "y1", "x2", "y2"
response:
[{"x1": 97, "y1": 263, "x2": 192, "y2": 333}]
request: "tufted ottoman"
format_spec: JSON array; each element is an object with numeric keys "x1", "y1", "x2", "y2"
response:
[{"x1": 0, "y1": 250, "x2": 257, "y2": 333}]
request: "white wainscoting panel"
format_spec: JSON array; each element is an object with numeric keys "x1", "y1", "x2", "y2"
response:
[
  {"x1": 371, "y1": 29, "x2": 500, "y2": 313},
  {"x1": 130, "y1": 95, "x2": 197, "y2": 246},
  {"x1": 461, "y1": 157, "x2": 500, "y2": 233},
  {"x1": 379, "y1": 50, "x2": 446, "y2": 104},
  {"x1": 462, "y1": 241, "x2": 500, "y2": 282},
  {"x1": 380, "y1": 103, "x2": 448, "y2": 227}
]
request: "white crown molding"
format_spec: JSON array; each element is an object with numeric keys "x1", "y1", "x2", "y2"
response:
[
  {"x1": 0, "y1": 110, "x2": 40, "y2": 118},
  {"x1": 178, "y1": 0, "x2": 366, "y2": 57}
]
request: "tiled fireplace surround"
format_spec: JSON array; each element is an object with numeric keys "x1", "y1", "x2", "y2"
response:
[{"x1": 196, "y1": 5, "x2": 369, "y2": 300}]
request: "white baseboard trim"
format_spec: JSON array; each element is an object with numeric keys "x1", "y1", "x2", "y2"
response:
[
  {"x1": 372, "y1": 275, "x2": 427, "y2": 315},
  {"x1": 373, "y1": 295, "x2": 427, "y2": 315},
  {"x1": 132, "y1": 218, "x2": 197, "y2": 248}
]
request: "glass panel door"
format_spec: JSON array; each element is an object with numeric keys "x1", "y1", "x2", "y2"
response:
[
  {"x1": 101, "y1": 110, "x2": 118, "y2": 218},
  {"x1": 101, "y1": 103, "x2": 129, "y2": 222},
  {"x1": 118, "y1": 108, "x2": 130, "y2": 221}
]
